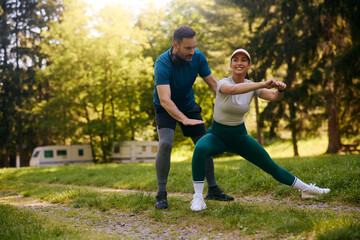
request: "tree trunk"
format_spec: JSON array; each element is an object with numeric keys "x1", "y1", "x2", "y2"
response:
[
  {"x1": 101, "y1": 100, "x2": 107, "y2": 163},
  {"x1": 325, "y1": 81, "x2": 341, "y2": 153},
  {"x1": 4, "y1": 149, "x2": 10, "y2": 168},
  {"x1": 100, "y1": 133, "x2": 107, "y2": 163},
  {"x1": 255, "y1": 97, "x2": 263, "y2": 146},
  {"x1": 289, "y1": 100, "x2": 299, "y2": 156},
  {"x1": 284, "y1": 50, "x2": 300, "y2": 157},
  {"x1": 124, "y1": 78, "x2": 135, "y2": 140},
  {"x1": 84, "y1": 104, "x2": 96, "y2": 163}
]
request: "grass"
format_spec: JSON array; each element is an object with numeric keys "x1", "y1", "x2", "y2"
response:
[
  {"x1": 1, "y1": 185, "x2": 359, "y2": 239},
  {"x1": 0, "y1": 204, "x2": 79, "y2": 239},
  {"x1": 1, "y1": 154, "x2": 359, "y2": 206},
  {"x1": 0, "y1": 144, "x2": 359, "y2": 239}
]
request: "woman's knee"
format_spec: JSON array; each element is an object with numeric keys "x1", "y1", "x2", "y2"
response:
[{"x1": 194, "y1": 141, "x2": 212, "y2": 156}]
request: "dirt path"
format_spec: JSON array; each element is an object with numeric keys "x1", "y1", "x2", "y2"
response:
[
  {"x1": 0, "y1": 195, "x2": 244, "y2": 239},
  {"x1": 1, "y1": 184, "x2": 359, "y2": 239},
  {"x1": 52, "y1": 183, "x2": 360, "y2": 212}
]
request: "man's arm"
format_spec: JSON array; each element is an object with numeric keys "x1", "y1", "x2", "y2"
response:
[
  {"x1": 157, "y1": 85, "x2": 205, "y2": 125},
  {"x1": 202, "y1": 74, "x2": 218, "y2": 93}
]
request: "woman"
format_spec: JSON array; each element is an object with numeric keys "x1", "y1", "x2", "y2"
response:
[{"x1": 190, "y1": 49, "x2": 330, "y2": 211}]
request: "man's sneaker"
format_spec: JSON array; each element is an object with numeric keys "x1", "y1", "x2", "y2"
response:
[
  {"x1": 190, "y1": 194, "x2": 207, "y2": 211},
  {"x1": 155, "y1": 191, "x2": 168, "y2": 209},
  {"x1": 302, "y1": 184, "x2": 330, "y2": 199},
  {"x1": 205, "y1": 185, "x2": 234, "y2": 201}
]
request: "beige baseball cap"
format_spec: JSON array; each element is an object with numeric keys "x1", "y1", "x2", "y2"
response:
[{"x1": 230, "y1": 48, "x2": 251, "y2": 62}]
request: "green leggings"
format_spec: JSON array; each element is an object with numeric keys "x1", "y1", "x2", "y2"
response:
[{"x1": 192, "y1": 121, "x2": 296, "y2": 186}]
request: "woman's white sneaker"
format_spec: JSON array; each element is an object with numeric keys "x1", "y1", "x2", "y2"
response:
[
  {"x1": 190, "y1": 194, "x2": 207, "y2": 211},
  {"x1": 302, "y1": 183, "x2": 330, "y2": 198}
]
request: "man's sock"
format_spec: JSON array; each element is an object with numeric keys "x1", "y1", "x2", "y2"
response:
[{"x1": 157, "y1": 181, "x2": 167, "y2": 193}]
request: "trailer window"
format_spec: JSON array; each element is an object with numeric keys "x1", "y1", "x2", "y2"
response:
[
  {"x1": 114, "y1": 145, "x2": 120, "y2": 153},
  {"x1": 32, "y1": 151, "x2": 39, "y2": 157},
  {"x1": 78, "y1": 149, "x2": 84, "y2": 156},
  {"x1": 57, "y1": 150, "x2": 67, "y2": 156},
  {"x1": 44, "y1": 150, "x2": 53, "y2": 158},
  {"x1": 151, "y1": 146, "x2": 158, "y2": 153}
]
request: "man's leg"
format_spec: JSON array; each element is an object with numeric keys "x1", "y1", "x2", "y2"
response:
[{"x1": 155, "y1": 127, "x2": 175, "y2": 209}]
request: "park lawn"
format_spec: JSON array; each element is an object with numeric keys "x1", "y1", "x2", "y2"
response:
[{"x1": 0, "y1": 154, "x2": 359, "y2": 239}]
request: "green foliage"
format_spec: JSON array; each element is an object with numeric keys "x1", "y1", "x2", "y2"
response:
[
  {"x1": 229, "y1": 0, "x2": 360, "y2": 154},
  {"x1": 137, "y1": 0, "x2": 250, "y2": 147},
  {"x1": 0, "y1": 0, "x2": 62, "y2": 166},
  {"x1": 37, "y1": 0, "x2": 155, "y2": 162},
  {"x1": 1, "y1": 0, "x2": 359, "y2": 166}
]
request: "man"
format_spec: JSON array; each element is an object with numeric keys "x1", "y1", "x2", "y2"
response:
[{"x1": 153, "y1": 25, "x2": 234, "y2": 209}]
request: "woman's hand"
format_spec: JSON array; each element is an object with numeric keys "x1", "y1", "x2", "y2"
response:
[
  {"x1": 258, "y1": 80, "x2": 287, "y2": 101},
  {"x1": 263, "y1": 79, "x2": 277, "y2": 89},
  {"x1": 275, "y1": 81, "x2": 287, "y2": 92}
]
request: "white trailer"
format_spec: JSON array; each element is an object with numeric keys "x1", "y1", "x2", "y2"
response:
[
  {"x1": 111, "y1": 141, "x2": 158, "y2": 163},
  {"x1": 30, "y1": 145, "x2": 93, "y2": 167}
]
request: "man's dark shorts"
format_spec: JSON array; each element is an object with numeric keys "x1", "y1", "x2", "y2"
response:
[{"x1": 154, "y1": 103, "x2": 206, "y2": 137}]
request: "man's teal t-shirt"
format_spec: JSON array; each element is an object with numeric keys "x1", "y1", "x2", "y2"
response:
[{"x1": 153, "y1": 48, "x2": 211, "y2": 112}]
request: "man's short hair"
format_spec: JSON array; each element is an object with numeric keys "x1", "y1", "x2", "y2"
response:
[{"x1": 173, "y1": 26, "x2": 196, "y2": 44}]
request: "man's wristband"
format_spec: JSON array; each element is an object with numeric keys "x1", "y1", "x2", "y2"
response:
[{"x1": 278, "y1": 89, "x2": 286, "y2": 93}]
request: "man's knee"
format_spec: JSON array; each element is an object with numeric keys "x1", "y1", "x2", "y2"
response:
[{"x1": 158, "y1": 140, "x2": 173, "y2": 153}]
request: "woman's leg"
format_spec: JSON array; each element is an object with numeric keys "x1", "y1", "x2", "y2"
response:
[
  {"x1": 191, "y1": 132, "x2": 227, "y2": 211},
  {"x1": 192, "y1": 132, "x2": 227, "y2": 181},
  {"x1": 192, "y1": 132, "x2": 235, "y2": 201},
  {"x1": 228, "y1": 133, "x2": 330, "y2": 198},
  {"x1": 230, "y1": 134, "x2": 296, "y2": 186},
  {"x1": 191, "y1": 135, "x2": 216, "y2": 187}
]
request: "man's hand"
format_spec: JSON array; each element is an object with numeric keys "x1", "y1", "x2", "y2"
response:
[{"x1": 182, "y1": 118, "x2": 205, "y2": 126}]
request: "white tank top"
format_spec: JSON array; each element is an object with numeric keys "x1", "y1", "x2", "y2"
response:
[{"x1": 214, "y1": 76, "x2": 262, "y2": 126}]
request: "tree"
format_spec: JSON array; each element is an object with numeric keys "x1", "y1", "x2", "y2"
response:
[
  {"x1": 235, "y1": 0, "x2": 321, "y2": 155},
  {"x1": 137, "y1": 0, "x2": 251, "y2": 146},
  {"x1": 137, "y1": 0, "x2": 223, "y2": 146},
  {"x1": 227, "y1": 0, "x2": 359, "y2": 155},
  {"x1": 320, "y1": 0, "x2": 360, "y2": 152},
  {"x1": 39, "y1": 0, "x2": 154, "y2": 162},
  {"x1": 0, "y1": 0, "x2": 61, "y2": 167}
]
